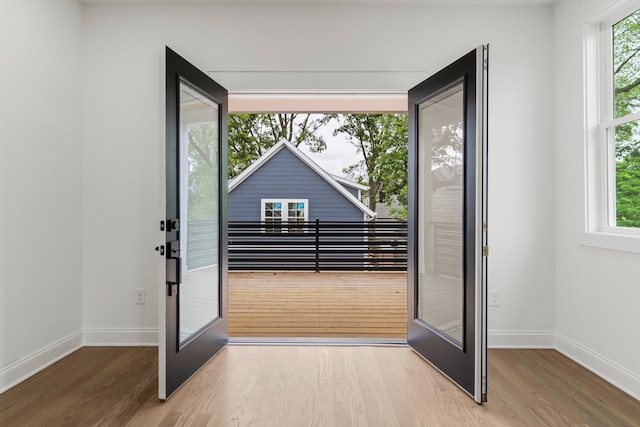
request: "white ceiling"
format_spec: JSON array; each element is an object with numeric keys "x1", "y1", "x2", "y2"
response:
[{"x1": 79, "y1": 0, "x2": 556, "y2": 5}]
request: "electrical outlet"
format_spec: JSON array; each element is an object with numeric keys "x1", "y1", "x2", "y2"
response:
[
  {"x1": 489, "y1": 290, "x2": 500, "y2": 307},
  {"x1": 135, "y1": 288, "x2": 145, "y2": 305}
]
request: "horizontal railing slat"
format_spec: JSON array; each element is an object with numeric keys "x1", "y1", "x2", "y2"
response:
[{"x1": 228, "y1": 220, "x2": 407, "y2": 272}]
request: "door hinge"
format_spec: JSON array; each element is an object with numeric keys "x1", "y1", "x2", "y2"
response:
[
  {"x1": 160, "y1": 220, "x2": 165, "y2": 231},
  {"x1": 482, "y1": 221, "x2": 488, "y2": 232},
  {"x1": 167, "y1": 283, "x2": 178, "y2": 297},
  {"x1": 483, "y1": 246, "x2": 489, "y2": 257},
  {"x1": 155, "y1": 245, "x2": 165, "y2": 256}
]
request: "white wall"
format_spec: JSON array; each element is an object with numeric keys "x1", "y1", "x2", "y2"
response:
[
  {"x1": 81, "y1": 3, "x2": 556, "y2": 345},
  {"x1": 554, "y1": 0, "x2": 640, "y2": 399},
  {"x1": 0, "y1": 0, "x2": 84, "y2": 392}
]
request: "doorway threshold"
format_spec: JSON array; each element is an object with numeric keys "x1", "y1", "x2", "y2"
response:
[{"x1": 229, "y1": 337, "x2": 407, "y2": 346}]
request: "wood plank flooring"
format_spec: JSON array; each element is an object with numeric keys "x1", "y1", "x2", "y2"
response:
[
  {"x1": 1, "y1": 346, "x2": 638, "y2": 426},
  {"x1": 228, "y1": 272, "x2": 407, "y2": 338}
]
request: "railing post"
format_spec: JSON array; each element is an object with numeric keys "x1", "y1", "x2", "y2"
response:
[{"x1": 315, "y1": 218, "x2": 320, "y2": 273}]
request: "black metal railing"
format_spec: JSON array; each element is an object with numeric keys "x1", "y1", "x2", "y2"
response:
[{"x1": 228, "y1": 220, "x2": 407, "y2": 271}]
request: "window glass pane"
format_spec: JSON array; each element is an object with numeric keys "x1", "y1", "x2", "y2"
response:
[
  {"x1": 613, "y1": 9, "x2": 640, "y2": 119},
  {"x1": 264, "y1": 201, "x2": 282, "y2": 232},
  {"x1": 287, "y1": 201, "x2": 305, "y2": 233},
  {"x1": 615, "y1": 119, "x2": 640, "y2": 228},
  {"x1": 179, "y1": 81, "x2": 220, "y2": 346},
  {"x1": 417, "y1": 83, "x2": 464, "y2": 346}
]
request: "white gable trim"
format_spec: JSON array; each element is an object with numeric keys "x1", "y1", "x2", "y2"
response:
[
  {"x1": 228, "y1": 139, "x2": 376, "y2": 220},
  {"x1": 330, "y1": 174, "x2": 369, "y2": 192},
  {"x1": 228, "y1": 140, "x2": 287, "y2": 192}
]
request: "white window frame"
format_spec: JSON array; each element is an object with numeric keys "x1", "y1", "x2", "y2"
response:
[
  {"x1": 260, "y1": 198, "x2": 309, "y2": 233},
  {"x1": 583, "y1": 2, "x2": 640, "y2": 253}
]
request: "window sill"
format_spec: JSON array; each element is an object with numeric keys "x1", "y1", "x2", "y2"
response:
[{"x1": 580, "y1": 231, "x2": 640, "y2": 254}]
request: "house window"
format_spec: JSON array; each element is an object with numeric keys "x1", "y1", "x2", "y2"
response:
[
  {"x1": 287, "y1": 202, "x2": 306, "y2": 233},
  {"x1": 261, "y1": 199, "x2": 308, "y2": 233},
  {"x1": 263, "y1": 201, "x2": 282, "y2": 233},
  {"x1": 586, "y1": 5, "x2": 640, "y2": 240}
]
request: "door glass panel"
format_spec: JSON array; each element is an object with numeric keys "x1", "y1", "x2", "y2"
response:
[
  {"x1": 417, "y1": 82, "x2": 464, "y2": 346},
  {"x1": 179, "y1": 81, "x2": 220, "y2": 346}
]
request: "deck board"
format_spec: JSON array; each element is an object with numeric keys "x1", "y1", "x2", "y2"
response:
[{"x1": 229, "y1": 271, "x2": 407, "y2": 338}]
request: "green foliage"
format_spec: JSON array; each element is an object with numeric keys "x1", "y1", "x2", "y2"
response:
[
  {"x1": 228, "y1": 114, "x2": 331, "y2": 179},
  {"x1": 616, "y1": 154, "x2": 640, "y2": 228},
  {"x1": 330, "y1": 114, "x2": 408, "y2": 218}
]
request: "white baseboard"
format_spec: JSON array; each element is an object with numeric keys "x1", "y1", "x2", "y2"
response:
[
  {"x1": 82, "y1": 328, "x2": 158, "y2": 346},
  {"x1": 0, "y1": 330, "x2": 83, "y2": 394},
  {"x1": 555, "y1": 332, "x2": 640, "y2": 401},
  {"x1": 488, "y1": 330, "x2": 556, "y2": 348}
]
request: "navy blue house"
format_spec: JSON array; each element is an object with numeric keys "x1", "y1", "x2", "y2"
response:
[
  {"x1": 228, "y1": 139, "x2": 375, "y2": 223},
  {"x1": 228, "y1": 139, "x2": 376, "y2": 269}
]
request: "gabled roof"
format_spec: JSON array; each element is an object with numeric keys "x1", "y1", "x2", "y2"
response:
[{"x1": 229, "y1": 139, "x2": 376, "y2": 220}]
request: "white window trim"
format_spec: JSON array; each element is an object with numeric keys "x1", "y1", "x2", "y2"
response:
[
  {"x1": 583, "y1": 2, "x2": 640, "y2": 253},
  {"x1": 260, "y1": 198, "x2": 309, "y2": 233}
]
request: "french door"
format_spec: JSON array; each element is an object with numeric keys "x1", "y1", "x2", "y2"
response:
[
  {"x1": 159, "y1": 47, "x2": 229, "y2": 400},
  {"x1": 407, "y1": 46, "x2": 488, "y2": 403}
]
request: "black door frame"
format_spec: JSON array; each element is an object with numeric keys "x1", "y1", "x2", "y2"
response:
[
  {"x1": 406, "y1": 46, "x2": 488, "y2": 403},
  {"x1": 161, "y1": 46, "x2": 229, "y2": 400}
]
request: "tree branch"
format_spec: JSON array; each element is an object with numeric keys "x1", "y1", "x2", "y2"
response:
[
  {"x1": 615, "y1": 76, "x2": 640, "y2": 96},
  {"x1": 614, "y1": 46, "x2": 640, "y2": 75}
]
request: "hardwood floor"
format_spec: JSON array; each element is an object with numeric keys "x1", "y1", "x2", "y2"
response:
[
  {"x1": 1, "y1": 346, "x2": 638, "y2": 426},
  {"x1": 229, "y1": 272, "x2": 407, "y2": 339}
]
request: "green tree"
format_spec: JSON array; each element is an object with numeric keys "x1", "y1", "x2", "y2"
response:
[
  {"x1": 228, "y1": 114, "x2": 331, "y2": 178},
  {"x1": 616, "y1": 154, "x2": 640, "y2": 227},
  {"x1": 613, "y1": 9, "x2": 640, "y2": 159},
  {"x1": 613, "y1": 9, "x2": 640, "y2": 227},
  {"x1": 330, "y1": 114, "x2": 408, "y2": 217},
  {"x1": 614, "y1": 10, "x2": 640, "y2": 116}
]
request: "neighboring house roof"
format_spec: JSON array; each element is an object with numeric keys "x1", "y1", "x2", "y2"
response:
[
  {"x1": 330, "y1": 174, "x2": 369, "y2": 192},
  {"x1": 229, "y1": 139, "x2": 376, "y2": 220}
]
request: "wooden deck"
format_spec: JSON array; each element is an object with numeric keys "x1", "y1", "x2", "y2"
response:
[{"x1": 229, "y1": 271, "x2": 407, "y2": 339}]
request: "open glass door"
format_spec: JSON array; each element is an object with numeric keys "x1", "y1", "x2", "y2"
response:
[
  {"x1": 407, "y1": 46, "x2": 488, "y2": 403},
  {"x1": 159, "y1": 47, "x2": 228, "y2": 400}
]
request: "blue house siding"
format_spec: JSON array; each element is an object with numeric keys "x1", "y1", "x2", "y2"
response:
[
  {"x1": 229, "y1": 148, "x2": 364, "y2": 222},
  {"x1": 342, "y1": 185, "x2": 359, "y2": 199}
]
